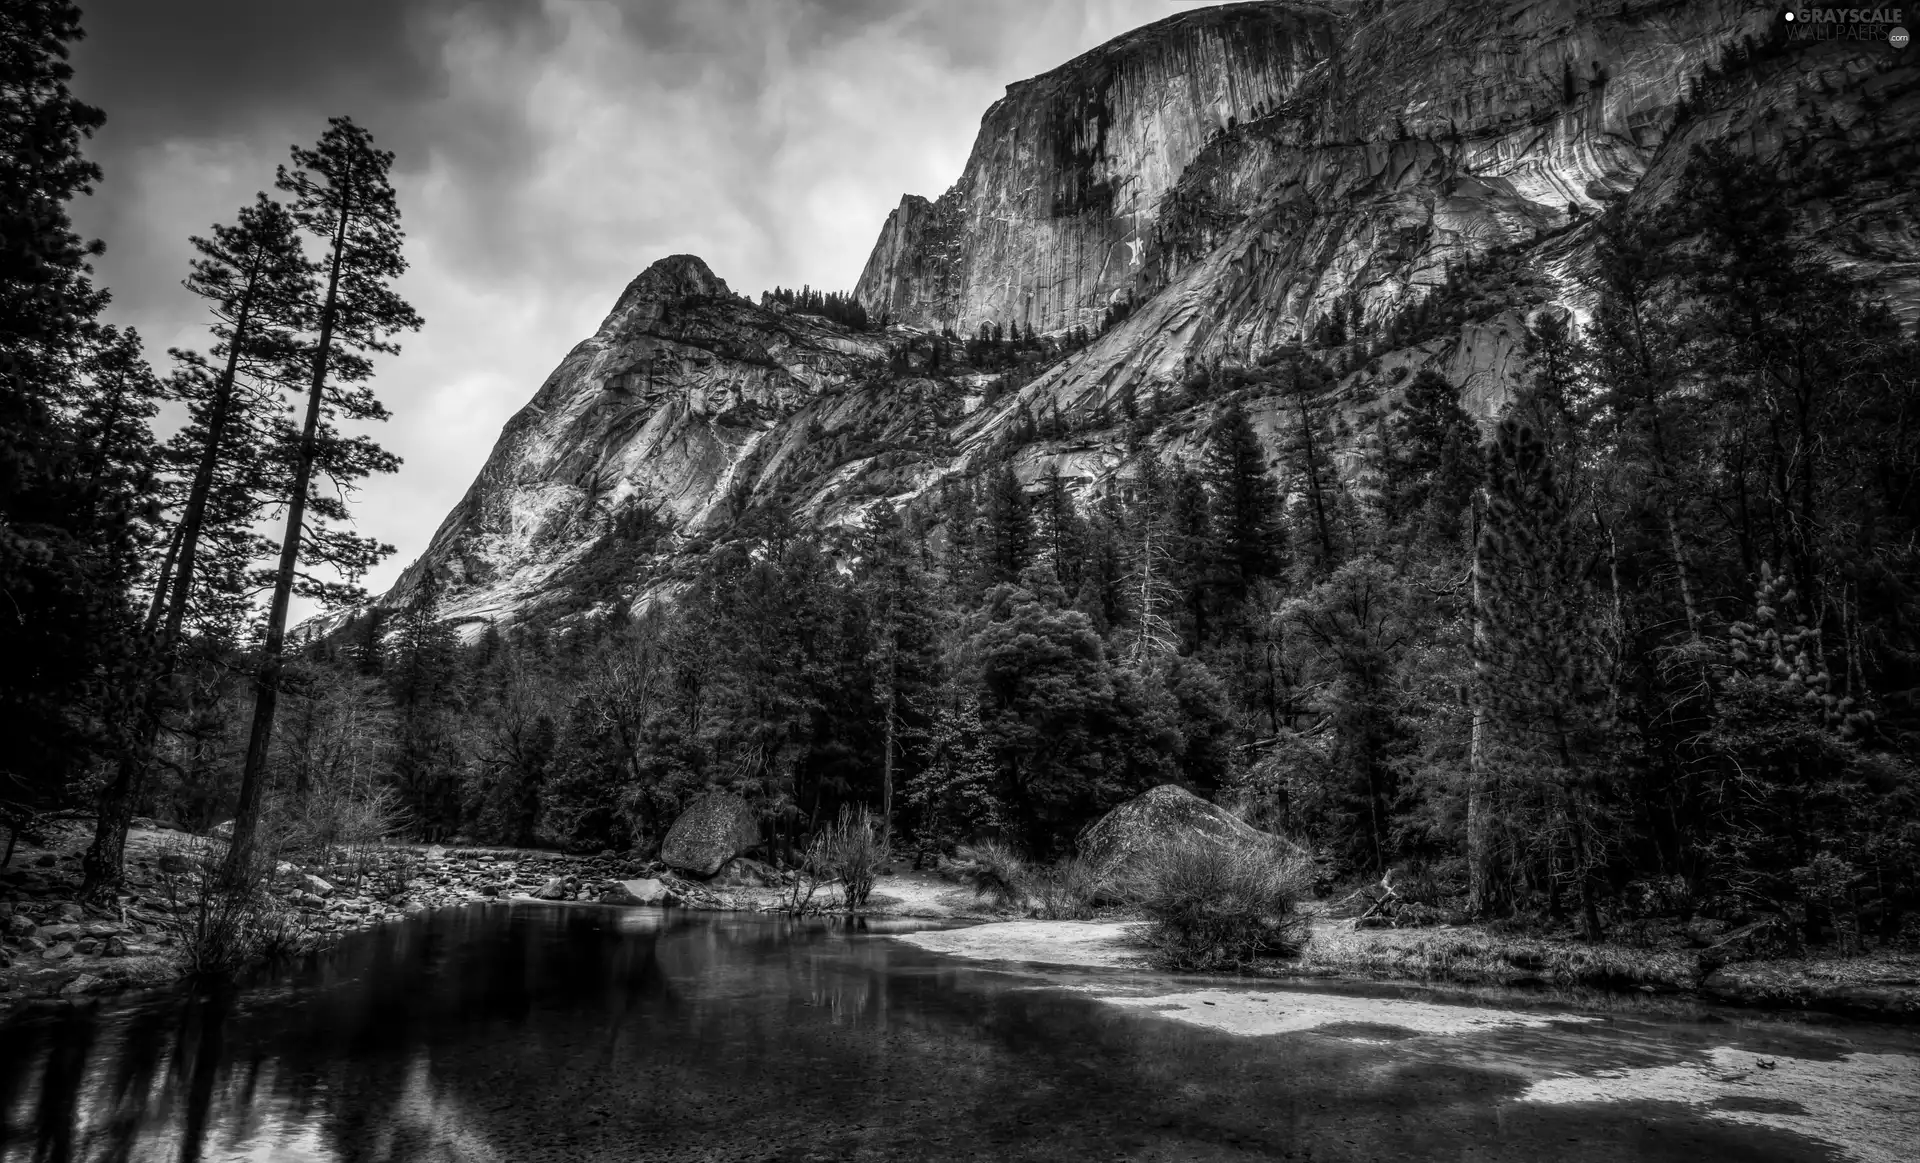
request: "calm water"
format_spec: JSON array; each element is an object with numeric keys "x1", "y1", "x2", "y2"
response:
[{"x1": 1, "y1": 904, "x2": 1914, "y2": 1162}]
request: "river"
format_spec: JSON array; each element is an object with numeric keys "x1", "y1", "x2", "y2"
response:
[{"x1": 1, "y1": 903, "x2": 1914, "y2": 1161}]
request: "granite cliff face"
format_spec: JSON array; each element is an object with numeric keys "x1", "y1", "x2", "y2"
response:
[
  {"x1": 373, "y1": 0, "x2": 1918, "y2": 629},
  {"x1": 386, "y1": 256, "x2": 889, "y2": 625},
  {"x1": 855, "y1": 3, "x2": 1342, "y2": 337}
]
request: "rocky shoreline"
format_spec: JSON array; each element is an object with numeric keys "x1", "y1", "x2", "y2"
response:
[{"x1": 0, "y1": 826, "x2": 834, "y2": 1015}]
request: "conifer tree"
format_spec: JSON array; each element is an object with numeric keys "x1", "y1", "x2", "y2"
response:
[
  {"x1": 1034, "y1": 464, "x2": 1084, "y2": 594},
  {"x1": 387, "y1": 573, "x2": 462, "y2": 837},
  {"x1": 856, "y1": 501, "x2": 940, "y2": 852},
  {"x1": 941, "y1": 481, "x2": 981, "y2": 602},
  {"x1": 1387, "y1": 370, "x2": 1482, "y2": 544},
  {"x1": 1287, "y1": 559, "x2": 1414, "y2": 870},
  {"x1": 1, "y1": 1, "x2": 165, "y2": 830},
  {"x1": 973, "y1": 563, "x2": 1124, "y2": 855},
  {"x1": 906, "y1": 687, "x2": 1001, "y2": 853},
  {"x1": 227, "y1": 118, "x2": 422, "y2": 877},
  {"x1": 1477, "y1": 415, "x2": 1607, "y2": 937},
  {"x1": 1072, "y1": 488, "x2": 1128, "y2": 635},
  {"x1": 1201, "y1": 396, "x2": 1285, "y2": 607},
  {"x1": 1278, "y1": 365, "x2": 1344, "y2": 578},
  {"x1": 978, "y1": 464, "x2": 1032, "y2": 590}
]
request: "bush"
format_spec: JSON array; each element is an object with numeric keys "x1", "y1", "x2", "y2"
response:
[
  {"x1": 950, "y1": 839, "x2": 1028, "y2": 911},
  {"x1": 818, "y1": 805, "x2": 884, "y2": 911},
  {"x1": 1029, "y1": 856, "x2": 1105, "y2": 920},
  {"x1": 266, "y1": 787, "x2": 407, "y2": 898},
  {"x1": 1125, "y1": 838, "x2": 1312, "y2": 970},
  {"x1": 153, "y1": 836, "x2": 313, "y2": 979}
]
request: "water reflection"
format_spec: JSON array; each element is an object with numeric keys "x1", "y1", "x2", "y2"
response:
[
  {"x1": 0, "y1": 907, "x2": 944, "y2": 1163},
  {"x1": 0, "y1": 904, "x2": 1892, "y2": 1162}
]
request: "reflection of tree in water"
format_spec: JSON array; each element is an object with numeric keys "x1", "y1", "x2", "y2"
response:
[{"x1": 0, "y1": 907, "x2": 673, "y2": 1162}]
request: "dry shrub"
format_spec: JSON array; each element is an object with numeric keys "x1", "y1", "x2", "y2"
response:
[
  {"x1": 950, "y1": 839, "x2": 1028, "y2": 911},
  {"x1": 1126, "y1": 837, "x2": 1312, "y2": 971},
  {"x1": 270, "y1": 784, "x2": 406, "y2": 889},
  {"x1": 817, "y1": 805, "x2": 884, "y2": 911},
  {"x1": 1029, "y1": 857, "x2": 1105, "y2": 920},
  {"x1": 153, "y1": 835, "x2": 313, "y2": 979}
]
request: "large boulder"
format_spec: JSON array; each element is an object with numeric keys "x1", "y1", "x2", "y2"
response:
[
  {"x1": 1078, "y1": 785, "x2": 1296, "y2": 876},
  {"x1": 660, "y1": 792, "x2": 761, "y2": 877}
]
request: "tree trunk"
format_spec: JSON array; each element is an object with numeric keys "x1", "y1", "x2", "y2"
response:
[
  {"x1": 1664, "y1": 504, "x2": 1701, "y2": 641},
  {"x1": 225, "y1": 211, "x2": 349, "y2": 884},
  {"x1": 880, "y1": 694, "x2": 896, "y2": 857},
  {"x1": 1466, "y1": 497, "x2": 1499, "y2": 916}
]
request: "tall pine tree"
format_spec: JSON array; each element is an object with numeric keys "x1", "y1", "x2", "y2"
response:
[
  {"x1": 1477, "y1": 415, "x2": 1608, "y2": 938},
  {"x1": 1, "y1": 2, "x2": 164, "y2": 833},
  {"x1": 227, "y1": 118, "x2": 421, "y2": 877},
  {"x1": 1201, "y1": 396, "x2": 1284, "y2": 608}
]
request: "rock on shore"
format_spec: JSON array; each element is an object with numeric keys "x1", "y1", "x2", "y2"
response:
[
  {"x1": 1078, "y1": 784, "x2": 1298, "y2": 876},
  {"x1": 659, "y1": 792, "x2": 761, "y2": 877}
]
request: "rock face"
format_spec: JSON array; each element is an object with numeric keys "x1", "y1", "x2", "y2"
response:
[
  {"x1": 347, "y1": 4, "x2": 1916, "y2": 631},
  {"x1": 660, "y1": 792, "x2": 762, "y2": 878},
  {"x1": 1078, "y1": 784, "x2": 1294, "y2": 875},
  {"x1": 376, "y1": 255, "x2": 890, "y2": 628},
  {"x1": 856, "y1": 3, "x2": 1341, "y2": 337}
]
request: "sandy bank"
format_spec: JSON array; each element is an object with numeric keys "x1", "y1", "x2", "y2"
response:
[
  {"x1": 1522, "y1": 1047, "x2": 1920, "y2": 1163},
  {"x1": 900, "y1": 920, "x2": 1147, "y2": 968}
]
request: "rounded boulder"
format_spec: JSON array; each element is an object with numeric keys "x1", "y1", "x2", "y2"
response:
[
  {"x1": 1078, "y1": 784, "x2": 1297, "y2": 876},
  {"x1": 660, "y1": 792, "x2": 761, "y2": 878}
]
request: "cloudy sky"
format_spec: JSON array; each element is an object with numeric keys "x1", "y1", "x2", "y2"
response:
[{"x1": 68, "y1": 0, "x2": 1224, "y2": 621}]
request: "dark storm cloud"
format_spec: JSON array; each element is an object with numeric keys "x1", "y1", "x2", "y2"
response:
[{"x1": 61, "y1": 0, "x2": 1214, "y2": 616}]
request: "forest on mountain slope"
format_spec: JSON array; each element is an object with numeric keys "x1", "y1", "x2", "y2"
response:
[{"x1": 4, "y1": 0, "x2": 1917, "y2": 955}]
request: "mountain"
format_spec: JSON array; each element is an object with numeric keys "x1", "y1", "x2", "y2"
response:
[{"x1": 369, "y1": 0, "x2": 1918, "y2": 631}]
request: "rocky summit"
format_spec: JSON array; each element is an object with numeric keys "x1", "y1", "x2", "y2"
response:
[{"x1": 368, "y1": 0, "x2": 1918, "y2": 629}]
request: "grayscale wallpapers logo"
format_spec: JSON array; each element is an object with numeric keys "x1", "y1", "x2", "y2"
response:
[{"x1": 1783, "y1": 7, "x2": 1909, "y2": 44}]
